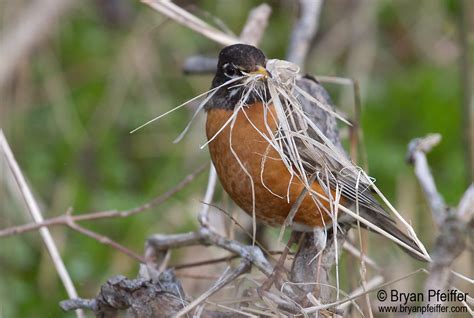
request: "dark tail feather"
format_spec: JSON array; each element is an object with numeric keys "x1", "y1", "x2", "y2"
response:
[{"x1": 359, "y1": 211, "x2": 428, "y2": 262}]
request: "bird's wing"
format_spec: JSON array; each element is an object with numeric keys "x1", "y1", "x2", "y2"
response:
[
  {"x1": 282, "y1": 76, "x2": 426, "y2": 260},
  {"x1": 286, "y1": 75, "x2": 392, "y2": 219}
]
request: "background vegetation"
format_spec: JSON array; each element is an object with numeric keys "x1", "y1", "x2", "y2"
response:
[{"x1": 1, "y1": 0, "x2": 472, "y2": 317}]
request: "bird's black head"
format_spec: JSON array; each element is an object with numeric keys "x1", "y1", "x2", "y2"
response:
[{"x1": 206, "y1": 44, "x2": 270, "y2": 110}]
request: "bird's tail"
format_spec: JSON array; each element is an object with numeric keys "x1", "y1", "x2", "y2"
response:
[{"x1": 359, "y1": 210, "x2": 428, "y2": 262}]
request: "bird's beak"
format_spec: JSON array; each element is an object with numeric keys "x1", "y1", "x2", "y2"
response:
[{"x1": 249, "y1": 65, "x2": 270, "y2": 79}]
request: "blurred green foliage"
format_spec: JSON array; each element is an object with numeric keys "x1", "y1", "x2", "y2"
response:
[{"x1": 1, "y1": 0, "x2": 471, "y2": 317}]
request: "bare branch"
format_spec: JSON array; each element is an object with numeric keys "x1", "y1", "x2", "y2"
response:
[
  {"x1": 59, "y1": 298, "x2": 96, "y2": 312},
  {"x1": 182, "y1": 3, "x2": 272, "y2": 74},
  {"x1": 407, "y1": 133, "x2": 446, "y2": 225},
  {"x1": 343, "y1": 241, "x2": 380, "y2": 271},
  {"x1": 60, "y1": 271, "x2": 189, "y2": 317},
  {"x1": 0, "y1": 163, "x2": 207, "y2": 238},
  {"x1": 146, "y1": 227, "x2": 274, "y2": 277},
  {"x1": 407, "y1": 134, "x2": 472, "y2": 316},
  {"x1": 423, "y1": 216, "x2": 467, "y2": 307},
  {"x1": 238, "y1": 3, "x2": 272, "y2": 46},
  {"x1": 141, "y1": 0, "x2": 238, "y2": 46},
  {"x1": 457, "y1": 183, "x2": 474, "y2": 224},
  {"x1": 66, "y1": 218, "x2": 146, "y2": 263},
  {"x1": 286, "y1": 0, "x2": 324, "y2": 67},
  {"x1": 172, "y1": 250, "x2": 289, "y2": 270},
  {"x1": 0, "y1": 130, "x2": 83, "y2": 318}
]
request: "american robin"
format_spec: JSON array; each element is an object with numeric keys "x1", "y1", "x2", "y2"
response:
[{"x1": 205, "y1": 44, "x2": 424, "y2": 260}]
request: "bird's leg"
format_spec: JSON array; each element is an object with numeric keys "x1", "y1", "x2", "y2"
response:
[{"x1": 259, "y1": 231, "x2": 300, "y2": 292}]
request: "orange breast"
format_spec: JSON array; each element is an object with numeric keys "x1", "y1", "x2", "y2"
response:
[{"x1": 206, "y1": 103, "x2": 337, "y2": 229}]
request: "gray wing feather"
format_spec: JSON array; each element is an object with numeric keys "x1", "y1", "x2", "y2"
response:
[
  {"x1": 289, "y1": 76, "x2": 392, "y2": 219},
  {"x1": 287, "y1": 76, "x2": 426, "y2": 260}
]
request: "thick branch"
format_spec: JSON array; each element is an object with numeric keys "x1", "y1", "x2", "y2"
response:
[
  {"x1": 407, "y1": 134, "x2": 472, "y2": 317},
  {"x1": 146, "y1": 227, "x2": 273, "y2": 277},
  {"x1": 60, "y1": 270, "x2": 191, "y2": 318}
]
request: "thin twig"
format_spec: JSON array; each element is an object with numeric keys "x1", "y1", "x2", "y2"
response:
[
  {"x1": 172, "y1": 250, "x2": 289, "y2": 270},
  {"x1": 0, "y1": 130, "x2": 84, "y2": 318},
  {"x1": 66, "y1": 218, "x2": 146, "y2": 263},
  {"x1": 0, "y1": 163, "x2": 207, "y2": 238},
  {"x1": 141, "y1": 0, "x2": 238, "y2": 46},
  {"x1": 343, "y1": 241, "x2": 380, "y2": 271},
  {"x1": 338, "y1": 275, "x2": 384, "y2": 311},
  {"x1": 303, "y1": 268, "x2": 425, "y2": 314}
]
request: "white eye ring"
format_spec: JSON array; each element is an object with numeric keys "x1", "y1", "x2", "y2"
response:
[{"x1": 223, "y1": 63, "x2": 239, "y2": 78}]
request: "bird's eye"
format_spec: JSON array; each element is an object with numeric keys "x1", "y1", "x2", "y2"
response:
[{"x1": 223, "y1": 63, "x2": 239, "y2": 78}]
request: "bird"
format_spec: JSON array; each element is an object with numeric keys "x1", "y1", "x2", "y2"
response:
[{"x1": 204, "y1": 43, "x2": 424, "y2": 260}]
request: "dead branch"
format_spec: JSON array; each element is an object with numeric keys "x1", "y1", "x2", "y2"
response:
[
  {"x1": 0, "y1": 161, "x2": 206, "y2": 263},
  {"x1": 146, "y1": 227, "x2": 273, "y2": 277},
  {"x1": 66, "y1": 217, "x2": 146, "y2": 263},
  {"x1": 286, "y1": 0, "x2": 324, "y2": 68},
  {"x1": 407, "y1": 133, "x2": 473, "y2": 316},
  {"x1": 60, "y1": 262, "x2": 248, "y2": 317},
  {"x1": 141, "y1": 0, "x2": 238, "y2": 46},
  {"x1": 407, "y1": 133, "x2": 446, "y2": 225},
  {"x1": 238, "y1": 4, "x2": 272, "y2": 46},
  {"x1": 0, "y1": 130, "x2": 84, "y2": 318},
  {"x1": 60, "y1": 270, "x2": 192, "y2": 318},
  {"x1": 182, "y1": 3, "x2": 272, "y2": 74},
  {"x1": 0, "y1": 163, "x2": 206, "y2": 238}
]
